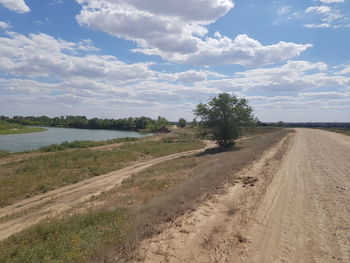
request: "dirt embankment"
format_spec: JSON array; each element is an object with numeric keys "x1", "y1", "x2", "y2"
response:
[
  {"x1": 135, "y1": 129, "x2": 350, "y2": 263},
  {"x1": 0, "y1": 141, "x2": 215, "y2": 242}
]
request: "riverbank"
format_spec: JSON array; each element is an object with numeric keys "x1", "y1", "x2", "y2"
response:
[
  {"x1": 0, "y1": 127, "x2": 47, "y2": 135},
  {"x1": 0, "y1": 130, "x2": 204, "y2": 207},
  {"x1": 0, "y1": 126, "x2": 149, "y2": 152},
  {"x1": 0, "y1": 128, "x2": 289, "y2": 263}
]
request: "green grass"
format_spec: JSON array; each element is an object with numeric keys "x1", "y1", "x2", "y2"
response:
[
  {"x1": 0, "y1": 127, "x2": 46, "y2": 135},
  {"x1": 0, "y1": 209, "x2": 132, "y2": 263},
  {"x1": 0, "y1": 120, "x2": 23, "y2": 130},
  {"x1": 0, "y1": 150, "x2": 10, "y2": 158},
  {"x1": 0, "y1": 137, "x2": 204, "y2": 207},
  {"x1": 0, "y1": 129, "x2": 290, "y2": 263},
  {"x1": 324, "y1": 128, "x2": 350, "y2": 136},
  {"x1": 119, "y1": 136, "x2": 203, "y2": 157},
  {"x1": 38, "y1": 137, "x2": 138, "y2": 152}
]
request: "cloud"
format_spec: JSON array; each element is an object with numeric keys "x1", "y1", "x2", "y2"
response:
[
  {"x1": 319, "y1": 0, "x2": 344, "y2": 3},
  {"x1": 76, "y1": 0, "x2": 311, "y2": 67},
  {"x1": 0, "y1": 0, "x2": 30, "y2": 13},
  {"x1": 300, "y1": 91, "x2": 349, "y2": 99},
  {"x1": 247, "y1": 92, "x2": 350, "y2": 122},
  {"x1": 303, "y1": 23, "x2": 330, "y2": 28},
  {"x1": 277, "y1": 6, "x2": 291, "y2": 15},
  {"x1": 306, "y1": 6, "x2": 332, "y2": 14},
  {"x1": 176, "y1": 70, "x2": 207, "y2": 83},
  {"x1": 0, "y1": 21, "x2": 10, "y2": 29},
  {"x1": 303, "y1": 4, "x2": 347, "y2": 28},
  {"x1": 0, "y1": 32, "x2": 155, "y2": 82},
  {"x1": 197, "y1": 60, "x2": 349, "y2": 95},
  {"x1": 337, "y1": 66, "x2": 350, "y2": 75}
]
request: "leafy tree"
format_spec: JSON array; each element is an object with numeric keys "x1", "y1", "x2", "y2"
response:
[
  {"x1": 194, "y1": 93, "x2": 256, "y2": 148},
  {"x1": 177, "y1": 118, "x2": 187, "y2": 128},
  {"x1": 276, "y1": 121, "x2": 284, "y2": 127},
  {"x1": 146, "y1": 116, "x2": 169, "y2": 132}
]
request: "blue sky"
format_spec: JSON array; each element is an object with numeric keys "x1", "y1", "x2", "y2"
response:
[{"x1": 0, "y1": 0, "x2": 349, "y2": 122}]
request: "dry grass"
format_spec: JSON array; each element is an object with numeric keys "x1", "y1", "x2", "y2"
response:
[
  {"x1": 0, "y1": 150, "x2": 10, "y2": 158},
  {"x1": 0, "y1": 135, "x2": 204, "y2": 207},
  {"x1": 323, "y1": 128, "x2": 350, "y2": 137},
  {"x1": 0, "y1": 129, "x2": 291, "y2": 263}
]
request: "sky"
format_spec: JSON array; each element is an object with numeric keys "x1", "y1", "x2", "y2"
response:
[{"x1": 0, "y1": 0, "x2": 349, "y2": 122}]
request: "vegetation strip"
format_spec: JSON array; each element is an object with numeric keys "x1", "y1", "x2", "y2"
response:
[
  {"x1": 0, "y1": 135, "x2": 204, "y2": 207},
  {"x1": 0, "y1": 120, "x2": 46, "y2": 135},
  {"x1": 0, "y1": 129, "x2": 289, "y2": 263}
]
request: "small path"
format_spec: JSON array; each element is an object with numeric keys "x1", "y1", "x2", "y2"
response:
[{"x1": 0, "y1": 141, "x2": 215, "y2": 242}]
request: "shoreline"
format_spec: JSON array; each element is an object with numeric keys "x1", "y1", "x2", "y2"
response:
[{"x1": 0, "y1": 127, "x2": 47, "y2": 135}]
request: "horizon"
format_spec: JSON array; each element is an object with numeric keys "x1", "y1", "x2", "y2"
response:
[{"x1": 0, "y1": 0, "x2": 349, "y2": 122}]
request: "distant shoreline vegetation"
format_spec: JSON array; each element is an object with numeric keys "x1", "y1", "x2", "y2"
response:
[
  {"x1": 0, "y1": 120, "x2": 46, "y2": 135},
  {"x1": 0, "y1": 116, "x2": 170, "y2": 133}
]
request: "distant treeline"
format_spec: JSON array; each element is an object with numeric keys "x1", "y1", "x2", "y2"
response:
[
  {"x1": 0, "y1": 116, "x2": 169, "y2": 133},
  {"x1": 259, "y1": 122, "x2": 350, "y2": 128}
]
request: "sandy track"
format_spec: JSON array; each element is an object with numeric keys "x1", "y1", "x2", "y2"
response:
[
  {"x1": 0, "y1": 141, "x2": 214, "y2": 242},
  {"x1": 136, "y1": 129, "x2": 350, "y2": 263},
  {"x1": 245, "y1": 129, "x2": 350, "y2": 263}
]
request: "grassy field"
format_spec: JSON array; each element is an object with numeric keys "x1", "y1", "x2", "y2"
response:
[
  {"x1": 0, "y1": 128, "x2": 290, "y2": 263},
  {"x1": 0, "y1": 127, "x2": 47, "y2": 135},
  {"x1": 0, "y1": 150, "x2": 10, "y2": 158},
  {"x1": 0, "y1": 135, "x2": 204, "y2": 207},
  {"x1": 0, "y1": 120, "x2": 46, "y2": 135},
  {"x1": 324, "y1": 128, "x2": 350, "y2": 136},
  {"x1": 0, "y1": 209, "x2": 132, "y2": 263},
  {"x1": 38, "y1": 137, "x2": 138, "y2": 152}
]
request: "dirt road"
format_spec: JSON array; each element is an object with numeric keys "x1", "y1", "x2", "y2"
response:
[
  {"x1": 0, "y1": 141, "x2": 214, "y2": 242},
  {"x1": 137, "y1": 129, "x2": 350, "y2": 263},
  {"x1": 245, "y1": 129, "x2": 350, "y2": 263}
]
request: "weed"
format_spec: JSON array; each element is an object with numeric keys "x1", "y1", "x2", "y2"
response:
[
  {"x1": 0, "y1": 210, "x2": 131, "y2": 263},
  {"x1": 0, "y1": 150, "x2": 10, "y2": 158},
  {"x1": 0, "y1": 137, "x2": 204, "y2": 207}
]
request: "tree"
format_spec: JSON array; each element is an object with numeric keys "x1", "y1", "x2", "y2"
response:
[
  {"x1": 177, "y1": 118, "x2": 187, "y2": 128},
  {"x1": 194, "y1": 93, "x2": 256, "y2": 148},
  {"x1": 146, "y1": 116, "x2": 169, "y2": 132},
  {"x1": 276, "y1": 121, "x2": 284, "y2": 127}
]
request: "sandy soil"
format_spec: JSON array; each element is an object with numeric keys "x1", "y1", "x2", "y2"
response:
[
  {"x1": 0, "y1": 141, "x2": 215, "y2": 242},
  {"x1": 135, "y1": 129, "x2": 350, "y2": 263},
  {"x1": 244, "y1": 129, "x2": 350, "y2": 263}
]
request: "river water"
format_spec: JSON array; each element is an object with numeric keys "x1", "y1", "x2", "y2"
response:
[{"x1": 0, "y1": 127, "x2": 149, "y2": 152}]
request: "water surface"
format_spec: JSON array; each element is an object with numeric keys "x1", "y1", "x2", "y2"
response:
[{"x1": 0, "y1": 127, "x2": 149, "y2": 152}]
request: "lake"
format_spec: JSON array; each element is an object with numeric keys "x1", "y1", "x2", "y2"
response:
[{"x1": 0, "y1": 127, "x2": 150, "y2": 152}]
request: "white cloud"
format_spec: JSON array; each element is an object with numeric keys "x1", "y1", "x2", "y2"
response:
[
  {"x1": 135, "y1": 34, "x2": 312, "y2": 67},
  {"x1": 176, "y1": 70, "x2": 207, "y2": 83},
  {"x1": 76, "y1": 0, "x2": 311, "y2": 67},
  {"x1": 0, "y1": 21, "x2": 10, "y2": 29},
  {"x1": 0, "y1": 32, "x2": 154, "y2": 82},
  {"x1": 337, "y1": 66, "x2": 350, "y2": 75},
  {"x1": 0, "y1": 78, "x2": 59, "y2": 94},
  {"x1": 197, "y1": 60, "x2": 349, "y2": 95},
  {"x1": 303, "y1": 4, "x2": 346, "y2": 28},
  {"x1": 303, "y1": 23, "x2": 331, "y2": 28},
  {"x1": 300, "y1": 91, "x2": 349, "y2": 99},
  {"x1": 277, "y1": 6, "x2": 291, "y2": 15},
  {"x1": 319, "y1": 0, "x2": 344, "y2": 3},
  {"x1": 0, "y1": 0, "x2": 30, "y2": 13},
  {"x1": 306, "y1": 6, "x2": 332, "y2": 14}
]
